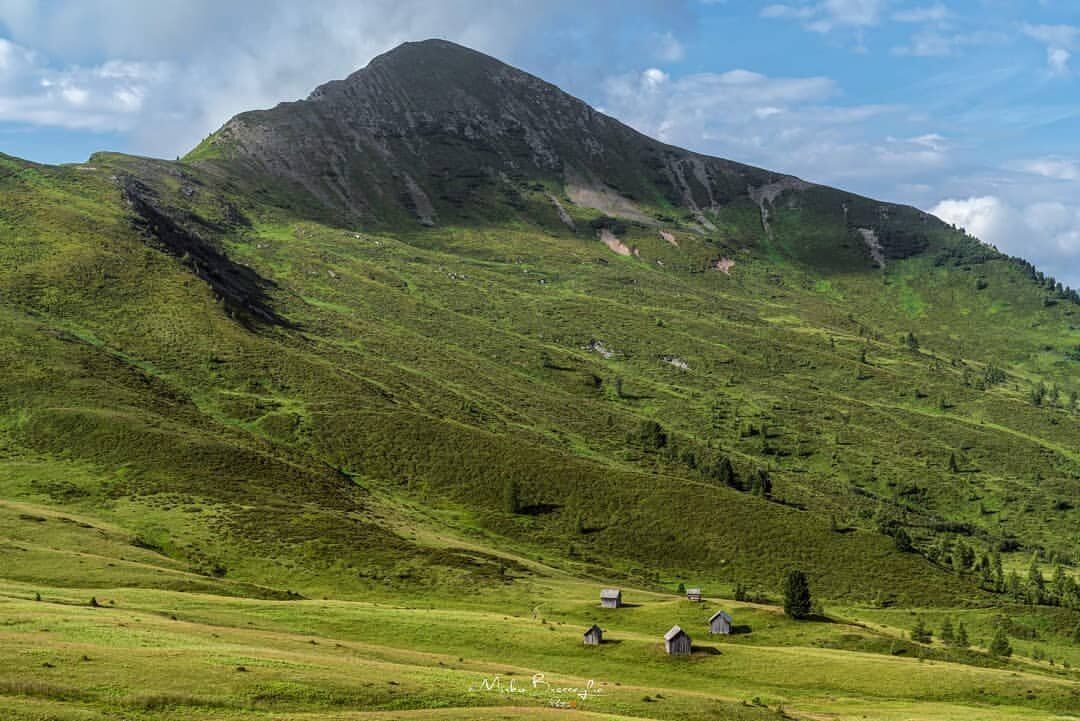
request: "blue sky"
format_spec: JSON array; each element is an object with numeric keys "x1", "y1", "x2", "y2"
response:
[{"x1": 2, "y1": 0, "x2": 1079, "y2": 284}]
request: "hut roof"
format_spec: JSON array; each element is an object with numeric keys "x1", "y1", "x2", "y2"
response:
[
  {"x1": 664, "y1": 625, "x2": 687, "y2": 641},
  {"x1": 687, "y1": 588, "x2": 702, "y2": 595},
  {"x1": 584, "y1": 624, "x2": 602, "y2": 636},
  {"x1": 600, "y1": 589, "x2": 621, "y2": 599},
  {"x1": 709, "y1": 610, "x2": 733, "y2": 623}
]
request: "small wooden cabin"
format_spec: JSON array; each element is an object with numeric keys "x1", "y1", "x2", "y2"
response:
[
  {"x1": 600, "y1": 588, "x2": 622, "y2": 608},
  {"x1": 583, "y1": 624, "x2": 603, "y2": 645},
  {"x1": 708, "y1": 610, "x2": 733, "y2": 635},
  {"x1": 664, "y1": 625, "x2": 692, "y2": 655},
  {"x1": 686, "y1": 588, "x2": 703, "y2": 602}
]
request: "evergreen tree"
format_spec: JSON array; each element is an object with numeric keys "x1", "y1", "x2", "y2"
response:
[
  {"x1": 638, "y1": 420, "x2": 668, "y2": 451},
  {"x1": 951, "y1": 539, "x2": 974, "y2": 572},
  {"x1": 1006, "y1": 570, "x2": 1023, "y2": 599},
  {"x1": 783, "y1": 569, "x2": 812, "y2": 620},
  {"x1": 948, "y1": 452, "x2": 960, "y2": 473},
  {"x1": 992, "y1": 551, "x2": 1005, "y2": 592},
  {"x1": 911, "y1": 617, "x2": 932, "y2": 644},
  {"x1": 988, "y1": 625, "x2": 1012, "y2": 657},
  {"x1": 734, "y1": 582, "x2": 748, "y2": 602},
  {"x1": 710, "y1": 455, "x2": 739, "y2": 489},
  {"x1": 893, "y1": 528, "x2": 914, "y2": 553},
  {"x1": 954, "y1": 621, "x2": 969, "y2": 649},
  {"x1": 1027, "y1": 555, "x2": 1046, "y2": 605},
  {"x1": 940, "y1": 617, "x2": 955, "y2": 645},
  {"x1": 1050, "y1": 564, "x2": 1069, "y2": 606},
  {"x1": 753, "y1": 468, "x2": 773, "y2": 498},
  {"x1": 502, "y1": 478, "x2": 521, "y2": 514}
]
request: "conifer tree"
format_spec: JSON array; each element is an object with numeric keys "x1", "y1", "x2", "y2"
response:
[
  {"x1": 783, "y1": 570, "x2": 812, "y2": 620},
  {"x1": 1027, "y1": 555, "x2": 1046, "y2": 605},
  {"x1": 893, "y1": 528, "x2": 914, "y2": 552},
  {"x1": 954, "y1": 622, "x2": 969, "y2": 649},
  {"x1": 989, "y1": 625, "x2": 1012, "y2": 657},
  {"x1": 911, "y1": 617, "x2": 931, "y2": 643},
  {"x1": 502, "y1": 478, "x2": 521, "y2": 514},
  {"x1": 940, "y1": 617, "x2": 955, "y2": 645}
]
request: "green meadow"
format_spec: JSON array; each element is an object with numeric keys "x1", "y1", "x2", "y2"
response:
[{"x1": 0, "y1": 98, "x2": 1078, "y2": 719}]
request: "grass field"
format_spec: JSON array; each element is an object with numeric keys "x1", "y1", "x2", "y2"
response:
[{"x1": 1, "y1": 87, "x2": 1079, "y2": 719}]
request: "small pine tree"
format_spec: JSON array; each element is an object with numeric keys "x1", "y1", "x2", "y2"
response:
[
  {"x1": 676, "y1": 582, "x2": 686, "y2": 594},
  {"x1": 783, "y1": 569, "x2": 812, "y2": 620},
  {"x1": 954, "y1": 621, "x2": 969, "y2": 648},
  {"x1": 710, "y1": 455, "x2": 739, "y2": 489},
  {"x1": 755, "y1": 469, "x2": 773, "y2": 498},
  {"x1": 911, "y1": 617, "x2": 932, "y2": 644},
  {"x1": 940, "y1": 617, "x2": 955, "y2": 646},
  {"x1": 1027, "y1": 555, "x2": 1046, "y2": 605},
  {"x1": 638, "y1": 420, "x2": 668, "y2": 451},
  {"x1": 734, "y1": 582, "x2": 748, "y2": 602},
  {"x1": 948, "y1": 452, "x2": 960, "y2": 473},
  {"x1": 893, "y1": 528, "x2": 914, "y2": 552},
  {"x1": 992, "y1": 551, "x2": 1005, "y2": 592},
  {"x1": 502, "y1": 478, "x2": 521, "y2": 515},
  {"x1": 988, "y1": 625, "x2": 1012, "y2": 657},
  {"x1": 89, "y1": 596, "x2": 99, "y2": 608}
]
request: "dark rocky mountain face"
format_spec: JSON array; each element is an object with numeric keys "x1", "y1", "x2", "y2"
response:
[
  {"x1": 190, "y1": 39, "x2": 953, "y2": 266},
  {"x1": 190, "y1": 40, "x2": 806, "y2": 230}
]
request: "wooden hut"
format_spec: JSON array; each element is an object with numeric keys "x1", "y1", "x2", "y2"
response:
[
  {"x1": 708, "y1": 610, "x2": 733, "y2": 635},
  {"x1": 664, "y1": 625, "x2": 692, "y2": 655},
  {"x1": 686, "y1": 587, "x2": 703, "y2": 602},
  {"x1": 600, "y1": 588, "x2": 622, "y2": 608},
  {"x1": 583, "y1": 624, "x2": 603, "y2": 645}
]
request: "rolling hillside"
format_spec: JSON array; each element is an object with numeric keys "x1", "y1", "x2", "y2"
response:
[{"x1": 0, "y1": 38, "x2": 1077, "y2": 721}]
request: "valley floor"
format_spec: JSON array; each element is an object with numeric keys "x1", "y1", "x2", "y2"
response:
[{"x1": 1, "y1": 571, "x2": 1078, "y2": 720}]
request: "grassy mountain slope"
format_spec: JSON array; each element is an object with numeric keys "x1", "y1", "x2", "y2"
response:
[{"x1": 0, "y1": 39, "x2": 1078, "y2": 720}]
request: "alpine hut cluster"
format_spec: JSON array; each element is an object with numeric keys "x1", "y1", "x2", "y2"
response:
[{"x1": 587, "y1": 587, "x2": 738, "y2": 655}]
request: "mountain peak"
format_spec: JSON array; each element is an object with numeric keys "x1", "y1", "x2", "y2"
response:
[{"x1": 189, "y1": 38, "x2": 947, "y2": 270}]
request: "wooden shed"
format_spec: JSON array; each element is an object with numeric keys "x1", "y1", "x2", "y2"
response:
[
  {"x1": 664, "y1": 625, "x2": 692, "y2": 655},
  {"x1": 686, "y1": 588, "x2": 703, "y2": 602},
  {"x1": 708, "y1": 610, "x2": 733, "y2": 635},
  {"x1": 600, "y1": 588, "x2": 622, "y2": 608},
  {"x1": 583, "y1": 624, "x2": 603, "y2": 646}
]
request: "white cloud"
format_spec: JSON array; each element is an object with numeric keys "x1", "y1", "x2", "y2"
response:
[
  {"x1": 1047, "y1": 47, "x2": 1071, "y2": 76},
  {"x1": 762, "y1": 0, "x2": 886, "y2": 33},
  {"x1": 931, "y1": 195, "x2": 1080, "y2": 284},
  {"x1": 0, "y1": 0, "x2": 568, "y2": 156},
  {"x1": 1017, "y1": 156, "x2": 1080, "y2": 181},
  {"x1": 0, "y1": 37, "x2": 166, "y2": 131},
  {"x1": 892, "y1": 4, "x2": 949, "y2": 23},
  {"x1": 891, "y1": 29, "x2": 1007, "y2": 57},
  {"x1": 599, "y1": 64, "x2": 949, "y2": 186},
  {"x1": 1022, "y1": 23, "x2": 1080, "y2": 75},
  {"x1": 652, "y1": 31, "x2": 685, "y2": 63}
]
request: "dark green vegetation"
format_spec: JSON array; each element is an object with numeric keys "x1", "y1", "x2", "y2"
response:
[{"x1": 0, "y1": 39, "x2": 1077, "y2": 719}]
